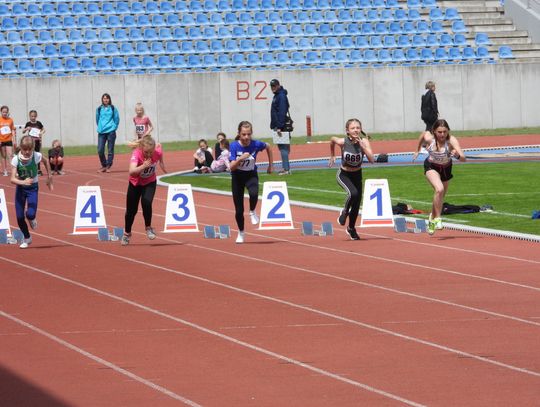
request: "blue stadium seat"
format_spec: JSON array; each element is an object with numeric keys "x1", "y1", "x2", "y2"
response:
[
  {"x1": 173, "y1": 27, "x2": 188, "y2": 39},
  {"x1": 112, "y1": 56, "x2": 126, "y2": 70},
  {"x1": 2, "y1": 60, "x2": 18, "y2": 74},
  {"x1": 7, "y1": 32, "x2": 22, "y2": 44},
  {"x1": 355, "y1": 36, "x2": 369, "y2": 48},
  {"x1": 378, "y1": 49, "x2": 392, "y2": 62},
  {"x1": 431, "y1": 21, "x2": 444, "y2": 33},
  {"x1": 210, "y1": 39, "x2": 224, "y2": 52},
  {"x1": 304, "y1": 24, "x2": 317, "y2": 36},
  {"x1": 310, "y1": 10, "x2": 324, "y2": 23},
  {"x1": 475, "y1": 33, "x2": 491, "y2": 45},
  {"x1": 429, "y1": 8, "x2": 444, "y2": 20},
  {"x1": 28, "y1": 45, "x2": 43, "y2": 58},
  {"x1": 254, "y1": 11, "x2": 267, "y2": 23},
  {"x1": 416, "y1": 21, "x2": 430, "y2": 33},
  {"x1": 261, "y1": 25, "x2": 274, "y2": 37},
  {"x1": 12, "y1": 45, "x2": 27, "y2": 58},
  {"x1": 296, "y1": 11, "x2": 309, "y2": 23},
  {"x1": 261, "y1": 52, "x2": 275, "y2": 65},
  {"x1": 142, "y1": 56, "x2": 157, "y2": 69},
  {"x1": 203, "y1": 54, "x2": 217, "y2": 67},
  {"x1": 386, "y1": 0, "x2": 399, "y2": 6},
  {"x1": 422, "y1": 0, "x2": 436, "y2": 7},
  {"x1": 238, "y1": 12, "x2": 252, "y2": 24},
  {"x1": 12, "y1": 4, "x2": 25, "y2": 16},
  {"x1": 275, "y1": 52, "x2": 291, "y2": 65},
  {"x1": 157, "y1": 55, "x2": 172, "y2": 68},
  {"x1": 33, "y1": 59, "x2": 48, "y2": 73},
  {"x1": 217, "y1": 0, "x2": 231, "y2": 11},
  {"x1": 366, "y1": 9, "x2": 378, "y2": 22},
  {"x1": 131, "y1": 1, "x2": 145, "y2": 13},
  {"x1": 247, "y1": 53, "x2": 262, "y2": 66},
  {"x1": 99, "y1": 30, "x2": 113, "y2": 42},
  {"x1": 77, "y1": 16, "x2": 91, "y2": 28},
  {"x1": 120, "y1": 43, "x2": 135, "y2": 55},
  {"x1": 335, "y1": 50, "x2": 348, "y2": 63},
  {"x1": 337, "y1": 10, "x2": 352, "y2": 22},
  {"x1": 160, "y1": 1, "x2": 174, "y2": 12},
  {"x1": 452, "y1": 20, "x2": 467, "y2": 33},
  {"x1": 196, "y1": 13, "x2": 209, "y2": 25},
  {"x1": 435, "y1": 47, "x2": 448, "y2": 60},
  {"x1": 17, "y1": 59, "x2": 32, "y2": 74},
  {"x1": 217, "y1": 54, "x2": 231, "y2": 66},
  {"x1": 375, "y1": 22, "x2": 388, "y2": 34},
  {"x1": 91, "y1": 43, "x2": 105, "y2": 56},
  {"x1": 226, "y1": 39, "x2": 240, "y2": 51},
  {"x1": 306, "y1": 51, "x2": 320, "y2": 63},
  {"x1": 167, "y1": 14, "x2": 180, "y2": 25},
  {"x1": 159, "y1": 28, "x2": 173, "y2": 40},
  {"x1": 372, "y1": 0, "x2": 385, "y2": 6},
  {"x1": 392, "y1": 48, "x2": 406, "y2": 62},
  {"x1": 440, "y1": 33, "x2": 453, "y2": 46},
  {"x1": 240, "y1": 39, "x2": 254, "y2": 51},
  {"x1": 217, "y1": 26, "x2": 232, "y2": 38},
  {"x1": 191, "y1": 0, "x2": 204, "y2": 11},
  {"x1": 187, "y1": 54, "x2": 202, "y2": 68},
  {"x1": 1, "y1": 18, "x2": 15, "y2": 31},
  {"x1": 326, "y1": 37, "x2": 340, "y2": 49},
  {"x1": 152, "y1": 15, "x2": 166, "y2": 27},
  {"x1": 361, "y1": 22, "x2": 374, "y2": 35},
  {"x1": 18, "y1": 17, "x2": 32, "y2": 30},
  {"x1": 369, "y1": 36, "x2": 383, "y2": 48},
  {"x1": 253, "y1": 38, "x2": 267, "y2": 51},
  {"x1": 210, "y1": 13, "x2": 224, "y2": 24},
  {"x1": 499, "y1": 45, "x2": 514, "y2": 59},
  {"x1": 383, "y1": 35, "x2": 397, "y2": 47},
  {"x1": 80, "y1": 58, "x2": 95, "y2": 71},
  {"x1": 290, "y1": 24, "x2": 303, "y2": 36},
  {"x1": 453, "y1": 33, "x2": 467, "y2": 46},
  {"x1": 129, "y1": 28, "x2": 143, "y2": 41},
  {"x1": 325, "y1": 10, "x2": 338, "y2": 22},
  {"x1": 44, "y1": 44, "x2": 59, "y2": 57},
  {"x1": 318, "y1": 0, "x2": 332, "y2": 8},
  {"x1": 72, "y1": 43, "x2": 87, "y2": 57},
  {"x1": 91, "y1": 15, "x2": 106, "y2": 28},
  {"x1": 321, "y1": 50, "x2": 334, "y2": 64},
  {"x1": 22, "y1": 31, "x2": 37, "y2": 44},
  {"x1": 426, "y1": 34, "x2": 439, "y2": 47},
  {"x1": 402, "y1": 21, "x2": 415, "y2": 33},
  {"x1": 175, "y1": 0, "x2": 188, "y2": 11},
  {"x1": 127, "y1": 56, "x2": 142, "y2": 69},
  {"x1": 291, "y1": 51, "x2": 305, "y2": 64},
  {"x1": 59, "y1": 44, "x2": 74, "y2": 57},
  {"x1": 102, "y1": 3, "x2": 116, "y2": 14},
  {"x1": 380, "y1": 9, "x2": 393, "y2": 21},
  {"x1": 476, "y1": 46, "x2": 490, "y2": 59},
  {"x1": 123, "y1": 15, "x2": 136, "y2": 27},
  {"x1": 303, "y1": 0, "x2": 317, "y2": 9},
  {"x1": 63, "y1": 16, "x2": 78, "y2": 29},
  {"x1": 53, "y1": 30, "x2": 68, "y2": 43},
  {"x1": 388, "y1": 21, "x2": 402, "y2": 34},
  {"x1": 195, "y1": 40, "x2": 209, "y2": 52},
  {"x1": 397, "y1": 35, "x2": 411, "y2": 47},
  {"x1": 363, "y1": 49, "x2": 377, "y2": 62},
  {"x1": 38, "y1": 31, "x2": 53, "y2": 43},
  {"x1": 448, "y1": 47, "x2": 461, "y2": 60},
  {"x1": 137, "y1": 15, "x2": 151, "y2": 26},
  {"x1": 96, "y1": 57, "x2": 111, "y2": 70},
  {"x1": 49, "y1": 58, "x2": 64, "y2": 72},
  {"x1": 312, "y1": 37, "x2": 325, "y2": 49},
  {"x1": 181, "y1": 41, "x2": 194, "y2": 53},
  {"x1": 420, "y1": 48, "x2": 435, "y2": 61},
  {"x1": 106, "y1": 43, "x2": 120, "y2": 55},
  {"x1": 146, "y1": 1, "x2": 160, "y2": 13},
  {"x1": 406, "y1": 48, "x2": 420, "y2": 61},
  {"x1": 282, "y1": 11, "x2": 295, "y2": 23},
  {"x1": 333, "y1": 23, "x2": 346, "y2": 35},
  {"x1": 275, "y1": 0, "x2": 289, "y2": 9},
  {"x1": 0, "y1": 4, "x2": 9, "y2": 16},
  {"x1": 65, "y1": 58, "x2": 80, "y2": 72},
  {"x1": 412, "y1": 34, "x2": 426, "y2": 47},
  {"x1": 295, "y1": 37, "x2": 309, "y2": 49},
  {"x1": 205, "y1": 0, "x2": 218, "y2": 10},
  {"x1": 359, "y1": 0, "x2": 371, "y2": 7},
  {"x1": 144, "y1": 28, "x2": 159, "y2": 40},
  {"x1": 462, "y1": 46, "x2": 475, "y2": 60},
  {"x1": 31, "y1": 16, "x2": 47, "y2": 30},
  {"x1": 408, "y1": 9, "x2": 421, "y2": 20}
]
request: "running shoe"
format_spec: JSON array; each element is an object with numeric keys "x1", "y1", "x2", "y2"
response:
[
  {"x1": 435, "y1": 217, "x2": 443, "y2": 230},
  {"x1": 427, "y1": 220, "x2": 436, "y2": 235},
  {"x1": 249, "y1": 211, "x2": 259, "y2": 225},
  {"x1": 236, "y1": 231, "x2": 245, "y2": 244},
  {"x1": 278, "y1": 170, "x2": 290, "y2": 176},
  {"x1": 121, "y1": 233, "x2": 131, "y2": 246},
  {"x1": 29, "y1": 219, "x2": 38, "y2": 230},
  {"x1": 146, "y1": 227, "x2": 156, "y2": 240},
  {"x1": 97, "y1": 167, "x2": 107, "y2": 173},
  {"x1": 337, "y1": 210, "x2": 348, "y2": 226},
  {"x1": 346, "y1": 227, "x2": 360, "y2": 240},
  {"x1": 19, "y1": 237, "x2": 32, "y2": 249}
]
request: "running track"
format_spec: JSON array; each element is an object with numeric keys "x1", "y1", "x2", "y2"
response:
[{"x1": 0, "y1": 135, "x2": 539, "y2": 406}]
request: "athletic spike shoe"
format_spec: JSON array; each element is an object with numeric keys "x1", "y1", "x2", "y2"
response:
[
  {"x1": 249, "y1": 211, "x2": 259, "y2": 225},
  {"x1": 346, "y1": 227, "x2": 360, "y2": 241},
  {"x1": 19, "y1": 237, "x2": 32, "y2": 249},
  {"x1": 121, "y1": 233, "x2": 131, "y2": 246},
  {"x1": 435, "y1": 218, "x2": 443, "y2": 230},
  {"x1": 236, "y1": 231, "x2": 245, "y2": 244},
  {"x1": 427, "y1": 220, "x2": 436, "y2": 235},
  {"x1": 146, "y1": 227, "x2": 157, "y2": 240},
  {"x1": 337, "y1": 210, "x2": 348, "y2": 226},
  {"x1": 29, "y1": 219, "x2": 38, "y2": 230}
]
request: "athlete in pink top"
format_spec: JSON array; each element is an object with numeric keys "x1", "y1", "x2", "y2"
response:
[
  {"x1": 133, "y1": 103, "x2": 154, "y2": 139},
  {"x1": 122, "y1": 135, "x2": 167, "y2": 246}
]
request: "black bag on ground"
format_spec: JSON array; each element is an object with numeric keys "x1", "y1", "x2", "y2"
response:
[
  {"x1": 282, "y1": 111, "x2": 294, "y2": 132},
  {"x1": 376, "y1": 153, "x2": 388, "y2": 163},
  {"x1": 442, "y1": 202, "x2": 480, "y2": 215}
]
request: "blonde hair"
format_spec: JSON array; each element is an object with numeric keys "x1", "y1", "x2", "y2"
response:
[
  {"x1": 51, "y1": 139, "x2": 62, "y2": 148},
  {"x1": 128, "y1": 134, "x2": 155, "y2": 149},
  {"x1": 425, "y1": 81, "x2": 435, "y2": 90},
  {"x1": 18, "y1": 135, "x2": 35, "y2": 152},
  {"x1": 135, "y1": 102, "x2": 145, "y2": 114}
]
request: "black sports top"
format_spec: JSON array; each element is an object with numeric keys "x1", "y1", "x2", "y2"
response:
[{"x1": 341, "y1": 136, "x2": 364, "y2": 168}]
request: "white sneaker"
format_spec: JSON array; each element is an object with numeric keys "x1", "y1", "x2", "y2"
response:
[
  {"x1": 29, "y1": 219, "x2": 38, "y2": 230},
  {"x1": 19, "y1": 237, "x2": 32, "y2": 249},
  {"x1": 249, "y1": 211, "x2": 259, "y2": 225},
  {"x1": 146, "y1": 227, "x2": 156, "y2": 240},
  {"x1": 236, "y1": 231, "x2": 245, "y2": 244}
]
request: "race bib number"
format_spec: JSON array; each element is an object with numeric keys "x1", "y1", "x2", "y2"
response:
[
  {"x1": 29, "y1": 127, "x2": 40, "y2": 138},
  {"x1": 0, "y1": 126, "x2": 11, "y2": 135},
  {"x1": 237, "y1": 154, "x2": 255, "y2": 171},
  {"x1": 343, "y1": 152, "x2": 362, "y2": 166},
  {"x1": 135, "y1": 124, "x2": 145, "y2": 135},
  {"x1": 140, "y1": 163, "x2": 156, "y2": 178}
]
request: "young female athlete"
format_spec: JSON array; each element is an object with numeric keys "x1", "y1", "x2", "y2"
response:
[
  {"x1": 10, "y1": 135, "x2": 53, "y2": 248},
  {"x1": 0, "y1": 105, "x2": 16, "y2": 177},
  {"x1": 412, "y1": 119, "x2": 466, "y2": 235},
  {"x1": 229, "y1": 121, "x2": 273, "y2": 244},
  {"x1": 329, "y1": 119, "x2": 374, "y2": 240},
  {"x1": 132, "y1": 102, "x2": 154, "y2": 140},
  {"x1": 121, "y1": 135, "x2": 167, "y2": 246}
]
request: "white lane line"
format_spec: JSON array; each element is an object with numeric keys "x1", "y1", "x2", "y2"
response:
[
  {"x1": 0, "y1": 258, "x2": 425, "y2": 407},
  {"x1": 0, "y1": 310, "x2": 202, "y2": 407},
  {"x1": 2, "y1": 249, "x2": 540, "y2": 379}
]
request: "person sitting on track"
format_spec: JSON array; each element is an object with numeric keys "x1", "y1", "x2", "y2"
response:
[
  {"x1": 329, "y1": 118, "x2": 374, "y2": 241},
  {"x1": 412, "y1": 119, "x2": 466, "y2": 235}
]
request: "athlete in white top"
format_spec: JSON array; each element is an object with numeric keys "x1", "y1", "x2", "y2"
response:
[{"x1": 412, "y1": 119, "x2": 466, "y2": 235}]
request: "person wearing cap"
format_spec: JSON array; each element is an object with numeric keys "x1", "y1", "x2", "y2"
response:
[{"x1": 270, "y1": 79, "x2": 291, "y2": 175}]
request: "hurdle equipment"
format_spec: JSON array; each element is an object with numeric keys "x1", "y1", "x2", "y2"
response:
[
  {"x1": 301, "y1": 221, "x2": 334, "y2": 236},
  {"x1": 203, "y1": 225, "x2": 231, "y2": 239},
  {"x1": 394, "y1": 217, "x2": 427, "y2": 233}
]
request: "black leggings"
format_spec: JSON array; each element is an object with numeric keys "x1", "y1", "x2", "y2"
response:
[
  {"x1": 231, "y1": 170, "x2": 259, "y2": 231},
  {"x1": 124, "y1": 181, "x2": 157, "y2": 234},
  {"x1": 336, "y1": 168, "x2": 363, "y2": 228}
]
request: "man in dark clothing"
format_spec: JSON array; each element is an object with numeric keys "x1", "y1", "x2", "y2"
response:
[
  {"x1": 421, "y1": 81, "x2": 439, "y2": 131},
  {"x1": 270, "y1": 79, "x2": 291, "y2": 175}
]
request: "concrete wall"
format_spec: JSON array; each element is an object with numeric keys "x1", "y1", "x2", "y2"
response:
[
  {"x1": 506, "y1": 0, "x2": 540, "y2": 43},
  {"x1": 1, "y1": 62, "x2": 539, "y2": 147}
]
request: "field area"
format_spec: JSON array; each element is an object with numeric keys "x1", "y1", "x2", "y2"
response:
[{"x1": 163, "y1": 161, "x2": 540, "y2": 236}]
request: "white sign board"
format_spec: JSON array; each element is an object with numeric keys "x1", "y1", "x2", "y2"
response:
[
  {"x1": 258, "y1": 181, "x2": 294, "y2": 230},
  {"x1": 73, "y1": 186, "x2": 107, "y2": 234},
  {"x1": 163, "y1": 184, "x2": 199, "y2": 232},
  {"x1": 360, "y1": 179, "x2": 394, "y2": 228},
  {"x1": 0, "y1": 189, "x2": 12, "y2": 235}
]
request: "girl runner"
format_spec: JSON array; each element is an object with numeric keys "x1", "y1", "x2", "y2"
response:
[
  {"x1": 0, "y1": 105, "x2": 16, "y2": 177},
  {"x1": 133, "y1": 102, "x2": 154, "y2": 140}
]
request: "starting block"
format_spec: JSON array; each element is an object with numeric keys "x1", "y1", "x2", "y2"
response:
[
  {"x1": 10, "y1": 229, "x2": 24, "y2": 244},
  {"x1": 203, "y1": 225, "x2": 231, "y2": 239},
  {"x1": 97, "y1": 227, "x2": 124, "y2": 242},
  {"x1": 0, "y1": 229, "x2": 8, "y2": 244},
  {"x1": 301, "y1": 221, "x2": 334, "y2": 237},
  {"x1": 394, "y1": 217, "x2": 427, "y2": 234}
]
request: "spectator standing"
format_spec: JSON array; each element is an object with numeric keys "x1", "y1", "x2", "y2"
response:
[
  {"x1": 421, "y1": 81, "x2": 439, "y2": 131},
  {"x1": 0, "y1": 105, "x2": 16, "y2": 177},
  {"x1": 270, "y1": 79, "x2": 292, "y2": 175},
  {"x1": 96, "y1": 93, "x2": 120, "y2": 173},
  {"x1": 133, "y1": 102, "x2": 154, "y2": 140}
]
